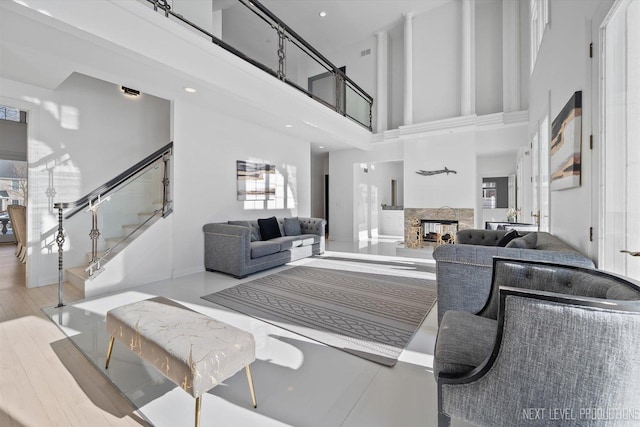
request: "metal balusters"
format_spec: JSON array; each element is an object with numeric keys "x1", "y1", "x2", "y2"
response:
[
  {"x1": 87, "y1": 201, "x2": 101, "y2": 277},
  {"x1": 277, "y1": 25, "x2": 286, "y2": 81},
  {"x1": 55, "y1": 206, "x2": 65, "y2": 307}
]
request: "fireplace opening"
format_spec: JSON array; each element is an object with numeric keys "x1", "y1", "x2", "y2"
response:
[{"x1": 421, "y1": 219, "x2": 458, "y2": 244}]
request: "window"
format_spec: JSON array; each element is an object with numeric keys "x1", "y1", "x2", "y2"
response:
[
  {"x1": 12, "y1": 180, "x2": 19, "y2": 191},
  {"x1": 0, "y1": 105, "x2": 25, "y2": 123},
  {"x1": 11, "y1": 200, "x2": 19, "y2": 205},
  {"x1": 530, "y1": 0, "x2": 550, "y2": 72}
]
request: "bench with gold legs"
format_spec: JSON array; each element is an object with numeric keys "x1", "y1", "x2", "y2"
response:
[{"x1": 105, "y1": 297, "x2": 257, "y2": 427}]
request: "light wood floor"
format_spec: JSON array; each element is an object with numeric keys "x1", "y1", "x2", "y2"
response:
[{"x1": 0, "y1": 244, "x2": 150, "y2": 426}]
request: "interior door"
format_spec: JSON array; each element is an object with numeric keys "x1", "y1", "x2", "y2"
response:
[{"x1": 600, "y1": 0, "x2": 640, "y2": 279}]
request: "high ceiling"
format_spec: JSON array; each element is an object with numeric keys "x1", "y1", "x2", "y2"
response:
[
  {"x1": 225, "y1": 0, "x2": 450, "y2": 56},
  {"x1": 261, "y1": 0, "x2": 450, "y2": 52}
]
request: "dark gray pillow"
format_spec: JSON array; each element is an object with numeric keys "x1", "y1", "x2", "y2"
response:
[
  {"x1": 506, "y1": 232, "x2": 538, "y2": 249},
  {"x1": 497, "y1": 229, "x2": 519, "y2": 247},
  {"x1": 284, "y1": 217, "x2": 301, "y2": 236},
  {"x1": 228, "y1": 220, "x2": 260, "y2": 242},
  {"x1": 258, "y1": 216, "x2": 282, "y2": 240}
]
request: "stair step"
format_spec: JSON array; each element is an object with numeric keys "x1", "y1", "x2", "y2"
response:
[{"x1": 66, "y1": 266, "x2": 90, "y2": 294}]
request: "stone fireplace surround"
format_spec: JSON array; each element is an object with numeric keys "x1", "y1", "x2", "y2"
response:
[{"x1": 404, "y1": 208, "x2": 474, "y2": 245}]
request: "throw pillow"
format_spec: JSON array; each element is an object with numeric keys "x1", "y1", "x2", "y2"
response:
[
  {"x1": 258, "y1": 216, "x2": 282, "y2": 240},
  {"x1": 228, "y1": 220, "x2": 260, "y2": 242},
  {"x1": 505, "y1": 232, "x2": 538, "y2": 249},
  {"x1": 284, "y1": 217, "x2": 302, "y2": 236},
  {"x1": 497, "y1": 229, "x2": 519, "y2": 247}
]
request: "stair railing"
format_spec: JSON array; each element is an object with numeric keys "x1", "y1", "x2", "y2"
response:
[{"x1": 53, "y1": 142, "x2": 173, "y2": 307}]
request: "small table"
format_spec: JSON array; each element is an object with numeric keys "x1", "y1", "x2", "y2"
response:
[{"x1": 105, "y1": 297, "x2": 257, "y2": 427}]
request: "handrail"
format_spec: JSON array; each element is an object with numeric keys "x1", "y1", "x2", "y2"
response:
[
  {"x1": 54, "y1": 141, "x2": 173, "y2": 219},
  {"x1": 145, "y1": 0, "x2": 373, "y2": 129}
]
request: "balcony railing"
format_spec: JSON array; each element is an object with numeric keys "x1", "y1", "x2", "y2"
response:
[{"x1": 145, "y1": 0, "x2": 373, "y2": 131}]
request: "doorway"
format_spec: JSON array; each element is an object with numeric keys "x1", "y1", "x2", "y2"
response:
[
  {"x1": 599, "y1": 0, "x2": 640, "y2": 278},
  {"x1": 0, "y1": 104, "x2": 28, "y2": 281}
]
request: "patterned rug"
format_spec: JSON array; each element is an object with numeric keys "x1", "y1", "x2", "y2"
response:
[{"x1": 201, "y1": 258, "x2": 437, "y2": 366}]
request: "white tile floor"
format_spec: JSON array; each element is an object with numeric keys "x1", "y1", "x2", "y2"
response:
[{"x1": 44, "y1": 238, "x2": 468, "y2": 427}]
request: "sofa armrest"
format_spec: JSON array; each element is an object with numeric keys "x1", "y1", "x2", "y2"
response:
[
  {"x1": 202, "y1": 223, "x2": 251, "y2": 277},
  {"x1": 299, "y1": 217, "x2": 326, "y2": 253},
  {"x1": 299, "y1": 217, "x2": 326, "y2": 236},
  {"x1": 433, "y1": 244, "x2": 595, "y2": 323}
]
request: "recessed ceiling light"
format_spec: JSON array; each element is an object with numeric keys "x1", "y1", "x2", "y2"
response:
[
  {"x1": 319, "y1": 11, "x2": 327, "y2": 18},
  {"x1": 184, "y1": 87, "x2": 197, "y2": 93},
  {"x1": 285, "y1": 124, "x2": 293, "y2": 128},
  {"x1": 319, "y1": 146, "x2": 324, "y2": 149}
]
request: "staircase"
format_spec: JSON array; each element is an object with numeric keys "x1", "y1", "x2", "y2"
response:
[{"x1": 53, "y1": 143, "x2": 173, "y2": 304}]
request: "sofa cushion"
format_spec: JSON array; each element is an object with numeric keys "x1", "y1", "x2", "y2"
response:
[
  {"x1": 228, "y1": 220, "x2": 261, "y2": 242},
  {"x1": 497, "y1": 229, "x2": 518, "y2": 247},
  {"x1": 284, "y1": 217, "x2": 302, "y2": 236},
  {"x1": 270, "y1": 236, "x2": 303, "y2": 250},
  {"x1": 506, "y1": 231, "x2": 538, "y2": 249},
  {"x1": 258, "y1": 216, "x2": 282, "y2": 240},
  {"x1": 250, "y1": 241, "x2": 281, "y2": 259},
  {"x1": 434, "y1": 311, "x2": 497, "y2": 378}
]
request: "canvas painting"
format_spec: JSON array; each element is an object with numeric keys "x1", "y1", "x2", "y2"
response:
[
  {"x1": 237, "y1": 160, "x2": 276, "y2": 200},
  {"x1": 550, "y1": 91, "x2": 582, "y2": 191}
]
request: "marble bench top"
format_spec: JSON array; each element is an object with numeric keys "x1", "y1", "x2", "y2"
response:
[{"x1": 106, "y1": 297, "x2": 255, "y2": 398}]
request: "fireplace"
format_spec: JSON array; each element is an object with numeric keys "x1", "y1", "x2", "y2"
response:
[{"x1": 403, "y1": 207, "x2": 474, "y2": 247}]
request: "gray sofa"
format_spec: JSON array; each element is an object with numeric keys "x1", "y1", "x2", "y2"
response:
[
  {"x1": 435, "y1": 258, "x2": 640, "y2": 426},
  {"x1": 433, "y1": 230, "x2": 595, "y2": 323},
  {"x1": 203, "y1": 217, "x2": 326, "y2": 278}
]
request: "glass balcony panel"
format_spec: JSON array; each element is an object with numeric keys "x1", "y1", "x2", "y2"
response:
[
  {"x1": 345, "y1": 82, "x2": 372, "y2": 129},
  {"x1": 221, "y1": 2, "x2": 280, "y2": 74}
]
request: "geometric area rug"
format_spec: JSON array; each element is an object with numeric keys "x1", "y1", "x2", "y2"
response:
[{"x1": 202, "y1": 259, "x2": 437, "y2": 366}]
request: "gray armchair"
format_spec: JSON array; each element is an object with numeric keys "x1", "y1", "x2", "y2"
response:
[{"x1": 435, "y1": 258, "x2": 640, "y2": 426}]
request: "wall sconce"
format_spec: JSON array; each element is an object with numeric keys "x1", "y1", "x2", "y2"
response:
[{"x1": 121, "y1": 86, "x2": 140, "y2": 96}]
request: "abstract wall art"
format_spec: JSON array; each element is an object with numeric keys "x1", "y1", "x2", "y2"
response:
[
  {"x1": 550, "y1": 91, "x2": 582, "y2": 191},
  {"x1": 237, "y1": 160, "x2": 276, "y2": 201}
]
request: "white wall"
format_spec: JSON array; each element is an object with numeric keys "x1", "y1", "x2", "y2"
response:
[
  {"x1": 412, "y1": 2, "x2": 462, "y2": 123},
  {"x1": 404, "y1": 132, "x2": 477, "y2": 210},
  {"x1": 529, "y1": 0, "x2": 613, "y2": 260},
  {"x1": 1, "y1": 73, "x2": 170, "y2": 287},
  {"x1": 171, "y1": 99, "x2": 311, "y2": 277}
]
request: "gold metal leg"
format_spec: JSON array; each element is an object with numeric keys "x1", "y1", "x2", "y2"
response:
[
  {"x1": 245, "y1": 365, "x2": 257, "y2": 408},
  {"x1": 105, "y1": 336, "x2": 115, "y2": 369},
  {"x1": 195, "y1": 396, "x2": 201, "y2": 427}
]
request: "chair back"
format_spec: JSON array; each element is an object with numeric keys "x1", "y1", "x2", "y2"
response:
[
  {"x1": 7, "y1": 205, "x2": 26, "y2": 246},
  {"x1": 480, "y1": 258, "x2": 640, "y2": 319}
]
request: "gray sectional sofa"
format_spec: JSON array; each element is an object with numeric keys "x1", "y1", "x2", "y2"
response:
[
  {"x1": 433, "y1": 229, "x2": 595, "y2": 323},
  {"x1": 203, "y1": 217, "x2": 326, "y2": 278}
]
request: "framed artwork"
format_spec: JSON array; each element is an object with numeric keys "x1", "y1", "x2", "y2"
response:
[
  {"x1": 236, "y1": 160, "x2": 276, "y2": 200},
  {"x1": 550, "y1": 91, "x2": 582, "y2": 191}
]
